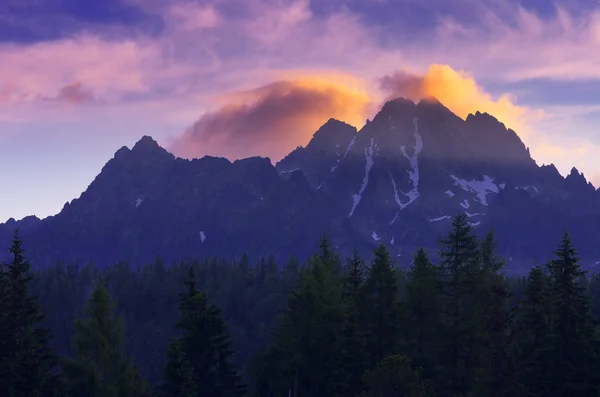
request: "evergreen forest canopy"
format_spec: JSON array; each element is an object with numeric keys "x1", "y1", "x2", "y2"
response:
[{"x1": 2, "y1": 213, "x2": 600, "y2": 396}]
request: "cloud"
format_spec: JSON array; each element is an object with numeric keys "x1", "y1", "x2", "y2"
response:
[
  {"x1": 426, "y1": 4, "x2": 600, "y2": 81},
  {"x1": 168, "y1": 76, "x2": 371, "y2": 161},
  {"x1": 378, "y1": 64, "x2": 544, "y2": 136},
  {"x1": 37, "y1": 82, "x2": 99, "y2": 104},
  {"x1": 167, "y1": 3, "x2": 221, "y2": 30}
]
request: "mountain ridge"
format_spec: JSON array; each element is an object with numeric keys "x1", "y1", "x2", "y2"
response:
[{"x1": 2, "y1": 96, "x2": 599, "y2": 274}]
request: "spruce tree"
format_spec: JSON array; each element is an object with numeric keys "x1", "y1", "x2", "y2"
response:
[
  {"x1": 0, "y1": 230, "x2": 58, "y2": 397},
  {"x1": 255, "y1": 252, "x2": 344, "y2": 397},
  {"x1": 328, "y1": 250, "x2": 368, "y2": 397},
  {"x1": 157, "y1": 338, "x2": 196, "y2": 397},
  {"x1": 362, "y1": 244, "x2": 401, "y2": 367},
  {"x1": 479, "y1": 231, "x2": 515, "y2": 396},
  {"x1": 403, "y1": 248, "x2": 439, "y2": 377},
  {"x1": 545, "y1": 231, "x2": 598, "y2": 396},
  {"x1": 513, "y1": 266, "x2": 552, "y2": 396},
  {"x1": 359, "y1": 355, "x2": 436, "y2": 397},
  {"x1": 176, "y1": 266, "x2": 245, "y2": 397},
  {"x1": 62, "y1": 280, "x2": 147, "y2": 397},
  {"x1": 435, "y1": 213, "x2": 484, "y2": 396}
]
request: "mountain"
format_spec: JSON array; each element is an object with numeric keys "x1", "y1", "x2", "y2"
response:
[{"x1": 2, "y1": 97, "x2": 600, "y2": 274}]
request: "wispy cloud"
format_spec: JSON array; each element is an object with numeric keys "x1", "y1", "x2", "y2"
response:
[{"x1": 2, "y1": 0, "x2": 600, "y2": 208}]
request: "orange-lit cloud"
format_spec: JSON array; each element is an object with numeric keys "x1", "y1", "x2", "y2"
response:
[
  {"x1": 169, "y1": 77, "x2": 371, "y2": 161},
  {"x1": 378, "y1": 64, "x2": 544, "y2": 137}
]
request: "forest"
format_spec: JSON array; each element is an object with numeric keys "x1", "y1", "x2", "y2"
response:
[{"x1": 2, "y1": 212, "x2": 600, "y2": 397}]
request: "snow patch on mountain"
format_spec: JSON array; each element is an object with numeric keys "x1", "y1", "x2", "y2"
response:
[
  {"x1": 344, "y1": 136, "x2": 357, "y2": 158},
  {"x1": 460, "y1": 199, "x2": 470, "y2": 209},
  {"x1": 465, "y1": 211, "x2": 483, "y2": 218},
  {"x1": 199, "y1": 231, "x2": 206, "y2": 242},
  {"x1": 331, "y1": 136, "x2": 357, "y2": 174},
  {"x1": 430, "y1": 215, "x2": 451, "y2": 222},
  {"x1": 445, "y1": 190, "x2": 455, "y2": 197},
  {"x1": 470, "y1": 221, "x2": 481, "y2": 227},
  {"x1": 390, "y1": 117, "x2": 423, "y2": 223},
  {"x1": 450, "y1": 174, "x2": 499, "y2": 205},
  {"x1": 280, "y1": 168, "x2": 300, "y2": 175},
  {"x1": 135, "y1": 198, "x2": 143, "y2": 208},
  {"x1": 372, "y1": 231, "x2": 381, "y2": 241},
  {"x1": 349, "y1": 138, "x2": 376, "y2": 217},
  {"x1": 516, "y1": 186, "x2": 539, "y2": 194}
]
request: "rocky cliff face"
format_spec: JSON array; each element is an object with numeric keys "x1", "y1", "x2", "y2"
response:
[{"x1": 3, "y1": 97, "x2": 600, "y2": 274}]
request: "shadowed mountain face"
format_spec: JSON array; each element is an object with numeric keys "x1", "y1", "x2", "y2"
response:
[{"x1": 2, "y1": 97, "x2": 600, "y2": 275}]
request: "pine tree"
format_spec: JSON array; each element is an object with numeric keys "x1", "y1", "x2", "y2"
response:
[
  {"x1": 0, "y1": 230, "x2": 58, "y2": 397},
  {"x1": 62, "y1": 280, "x2": 147, "y2": 397},
  {"x1": 362, "y1": 244, "x2": 401, "y2": 367},
  {"x1": 318, "y1": 235, "x2": 343, "y2": 275},
  {"x1": 254, "y1": 252, "x2": 344, "y2": 397},
  {"x1": 157, "y1": 338, "x2": 196, "y2": 397},
  {"x1": 513, "y1": 266, "x2": 552, "y2": 396},
  {"x1": 176, "y1": 266, "x2": 245, "y2": 397},
  {"x1": 329, "y1": 250, "x2": 368, "y2": 397},
  {"x1": 545, "y1": 231, "x2": 598, "y2": 396},
  {"x1": 403, "y1": 248, "x2": 439, "y2": 377},
  {"x1": 435, "y1": 213, "x2": 484, "y2": 396},
  {"x1": 359, "y1": 355, "x2": 436, "y2": 397},
  {"x1": 479, "y1": 231, "x2": 515, "y2": 396}
]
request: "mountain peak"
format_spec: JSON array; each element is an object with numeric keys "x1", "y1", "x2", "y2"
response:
[
  {"x1": 417, "y1": 95, "x2": 441, "y2": 105},
  {"x1": 565, "y1": 166, "x2": 595, "y2": 194},
  {"x1": 132, "y1": 135, "x2": 161, "y2": 152},
  {"x1": 305, "y1": 118, "x2": 357, "y2": 152}
]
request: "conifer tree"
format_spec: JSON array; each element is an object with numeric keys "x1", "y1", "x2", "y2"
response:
[
  {"x1": 359, "y1": 355, "x2": 436, "y2": 397},
  {"x1": 157, "y1": 338, "x2": 196, "y2": 397},
  {"x1": 0, "y1": 230, "x2": 58, "y2": 397},
  {"x1": 403, "y1": 248, "x2": 439, "y2": 376},
  {"x1": 435, "y1": 213, "x2": 484, "y2": 396},
  {"x1": 513, "y1": 266, "x2": 552, "y2": 396},
  {"x1": 62, "y1": 280, "x2": 148, "y2": 397},
  {"x1": 362, "y1": 244, "x2": 401, "y2": 367},
  {"x1": 479, "y1": 231, "x2": 515, "y2": 396},
  {"x1": 545, "y1": 231, "x2": 598, "y2": 396},
  {"x1": 176, "y1": 266, "x2": 245, "y2": 397},
  {"x1": 329, "y1": 250, "x2": 368, "y2": 397},
  {"x1": 254, "y1": 252, "x2": 344, "y2": 397}
]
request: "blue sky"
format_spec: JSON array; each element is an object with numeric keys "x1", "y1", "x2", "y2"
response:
[{"x1": 1, "y1": 0, "x2": 600, "y2": 221}]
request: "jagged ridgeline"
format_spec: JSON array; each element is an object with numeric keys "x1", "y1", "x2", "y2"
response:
[{"x1": 2, "y1": 97, "x2": 600, "y2": 273}]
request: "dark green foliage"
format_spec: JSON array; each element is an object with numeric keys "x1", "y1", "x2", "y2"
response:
[
  {"x1": 251, "y1": 241, "x2": 345, "y2": 397},
  {"x1": 0, "y1": 230, "x2": 58, "y2": 397},
  {"x1": 403, "y1": 249, "x2": 439, "y2": 377},
  {"x1": 359, "y1": 355, "x2": 436, "y2": 397},
  {"x1": 478, "y1": 231, "x2": 516, "y2": 396},
  {"x1": 157, "y1": 338, "x2": 196, "y2": 397},
  {"x1": 545, "y1": 231, "x2": 598, "y2": 396},
  {"x1": 61, "y1": 280, "x2": 148, "y2": 397},
  {"x1": 176, "y1": 266, "x2": 245, "y2": 397},
  {"x1": 362, "y1": 244, "x2": 402, "y2": 367},
  {"x1": 7, "y1": 221, "x2": 600, "y2": 397},
  {"x1": 513, "y1": 266, "x2": 552, "y2": 395},
  {"x1": 434, "y1": 214, "x2": 486, "y2": 396},
  {"x1": 328, "y1": 249, "x2": 368, "y2": 397}
]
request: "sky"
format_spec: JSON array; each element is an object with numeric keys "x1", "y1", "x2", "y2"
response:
[{"x1": 2, "y1": 0, "x2": 600, "y2": 222}]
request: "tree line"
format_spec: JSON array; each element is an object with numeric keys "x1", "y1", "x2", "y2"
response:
[{"x1": 2, "y1": 212, "x2": 600, "y2": 396}]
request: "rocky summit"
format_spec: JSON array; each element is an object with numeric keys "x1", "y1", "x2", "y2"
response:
[{"x1": 2, "y1": 97, "x2": 600, "y2": 274}]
